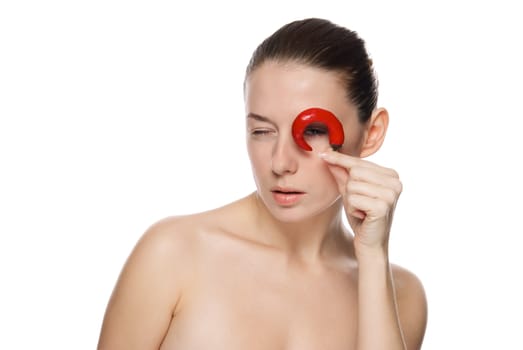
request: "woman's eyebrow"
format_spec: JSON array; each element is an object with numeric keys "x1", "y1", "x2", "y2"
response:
[{"x1": 246, "y1": 113, "x2": 275, "y2": 125}]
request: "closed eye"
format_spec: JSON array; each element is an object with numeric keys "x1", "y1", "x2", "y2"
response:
[{"x1": 251, "y1": 129, "x2": 274, "y2": 136}]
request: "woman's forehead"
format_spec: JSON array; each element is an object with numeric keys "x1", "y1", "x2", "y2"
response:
[
  {"x1": 247, "y1": 60, "x2": 343, "y2": 88},
  {"x1": 244, "y1": 61, "x2": 356, "y2": 122}
]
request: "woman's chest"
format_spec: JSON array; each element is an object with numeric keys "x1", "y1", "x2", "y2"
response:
[{"x1": 161, "y1": 255, "x2": 358, "y2": 350}]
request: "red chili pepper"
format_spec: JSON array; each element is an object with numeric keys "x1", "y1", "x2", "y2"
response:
[{"x1": 291, "y1": 107, "x2": 345, "y2": 151}]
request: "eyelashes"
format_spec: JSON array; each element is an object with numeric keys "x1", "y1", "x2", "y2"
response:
[
  {"x1": 302, "y1": 123, "x2": 328, "y2": 138},
  {"x1": 249, "y1": 124, "x2": 328, "y2": 138},
  {"x1": 250, "y1": 129, "x2": 274, "y2": 136}
]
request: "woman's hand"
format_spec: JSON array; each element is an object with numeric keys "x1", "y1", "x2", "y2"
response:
[{"x1": 319, "y1": 150, "x2": 402, "y2": 257}]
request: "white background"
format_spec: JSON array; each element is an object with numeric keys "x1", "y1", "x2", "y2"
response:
[{"x1": 1, "y1": 1, "x2": 522, "y2": 349}]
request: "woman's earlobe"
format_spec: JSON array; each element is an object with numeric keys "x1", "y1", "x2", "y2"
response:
[{"x1": 359, "y1": 108, "x2": 389, "y2": 158}]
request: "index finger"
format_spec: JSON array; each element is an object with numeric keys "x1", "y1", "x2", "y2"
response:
[
  {"x1": 319, "y1": 150, "x2": 398, "y2": 177},
  {"x1": 318, "y1": 150, "x2": 365, "y2": 169}
]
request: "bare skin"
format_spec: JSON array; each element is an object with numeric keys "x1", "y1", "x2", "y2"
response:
[
  {"x1": 98, "y1": 61, "x2": 428, "y2": 349},
  {"x1": 98, "y1": 195, "x2": 426, "y2": 350}
]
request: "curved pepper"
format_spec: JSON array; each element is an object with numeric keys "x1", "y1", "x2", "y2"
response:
[{"x1": 291, "y1": 107, "x2": 345, "y2": 151}]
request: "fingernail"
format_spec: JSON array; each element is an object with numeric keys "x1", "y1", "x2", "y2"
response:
[{"x1": 318, "y1": 152, "x2": 328, "y2": 159}]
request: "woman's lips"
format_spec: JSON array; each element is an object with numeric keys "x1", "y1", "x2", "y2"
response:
[{"x1": 271, "y1": 188, "x2": 305, "y2": 206}]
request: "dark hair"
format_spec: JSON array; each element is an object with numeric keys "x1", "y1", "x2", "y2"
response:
[{"x1": 245, "y1": 18, "x2": 378, "y2": 123}]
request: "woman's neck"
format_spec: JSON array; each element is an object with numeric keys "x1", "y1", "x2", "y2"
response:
[{"x1": 247, "y1": 192, "x2": 353, "y2": 265}]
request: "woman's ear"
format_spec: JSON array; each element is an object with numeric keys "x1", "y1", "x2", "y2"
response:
[{"x1": 359, "y1": 107, "x2": 389, "y2": 158}]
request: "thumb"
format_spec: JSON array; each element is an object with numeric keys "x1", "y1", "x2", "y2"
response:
[{"x1": 326, "y1": 163, "x2": 348, "y2": 193}]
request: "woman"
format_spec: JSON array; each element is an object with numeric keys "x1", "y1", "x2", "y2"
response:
[{"x1": 98, "y1": 18, "x2": 428, "y2": 350}]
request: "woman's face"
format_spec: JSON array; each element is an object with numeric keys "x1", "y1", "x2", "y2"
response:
[{"x1": 244, "y1": 60, "x2": 366, "y2": 222}]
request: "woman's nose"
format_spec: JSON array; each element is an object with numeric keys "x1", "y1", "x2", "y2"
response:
[{"x1": 271, "y1": 134, "x2": 299, "y2": 176}]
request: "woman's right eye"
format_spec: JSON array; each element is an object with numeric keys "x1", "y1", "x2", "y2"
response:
[{"x1": 251, "y1": 129, "x2": 273, "y2": 136}]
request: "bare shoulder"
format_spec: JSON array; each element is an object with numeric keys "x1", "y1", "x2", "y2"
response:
[
  {"x1": 123, "y1": 214, "x2": 205, "y2": 282},
  {"x1": 391, "y1": 264, "x2": 428, "y2": 350},
  {"x1": 139, "y1": 214, "x2": 204, "y2": 255},
  {"x1": 97, "y1": 214, "x2": 207, "y2": 350},
  {"x1": 98, "y1": 195, "x2": 253, "y2": 348},
  {"x1": 135, "y1": 195, "x2": 251, "y2": 261},
  {"x1": 390, "y1": 264, "x2": 426, "y2": 297}
]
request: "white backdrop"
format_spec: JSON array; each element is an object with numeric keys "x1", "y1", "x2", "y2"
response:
[{"x1": 1, "y1": 1, "x2": 522, "y2": 349}]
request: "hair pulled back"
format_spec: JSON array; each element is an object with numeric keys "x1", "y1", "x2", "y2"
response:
[{"x1": 246, "y1": 18, "x2": 378, "y2": 123}]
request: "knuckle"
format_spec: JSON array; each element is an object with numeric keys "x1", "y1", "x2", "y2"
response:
[
  {"x1": 349, "y1": 167, "x2": 361, "y2": 179},
  {"x1": 396, "y1": 179, "x2": 403, "y2": 194},
  {"x1": 376, "y1": 200, "x2": 390, "y2": 215},
  {"x1": 385, "y1": 188, "x2": 397, "y2": 203},
  {"x1": 389, "y1": 168, "x2": 400, "y2": 178}
]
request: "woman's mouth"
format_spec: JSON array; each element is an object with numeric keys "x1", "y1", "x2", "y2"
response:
[{"x1": 271, "y1": 188, "x2": 305, "y2": 206}]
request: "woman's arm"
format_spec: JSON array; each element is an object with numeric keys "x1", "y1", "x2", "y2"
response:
[
  {"x1": 97, "y1": 218, "x2": 188, "y2": 350},
  {"x1": 356, "y1": 250, "x2": 427, "y2": 350},
  {"x1": 320, "y1": 150, "x2": 428, "y2": 349}
]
